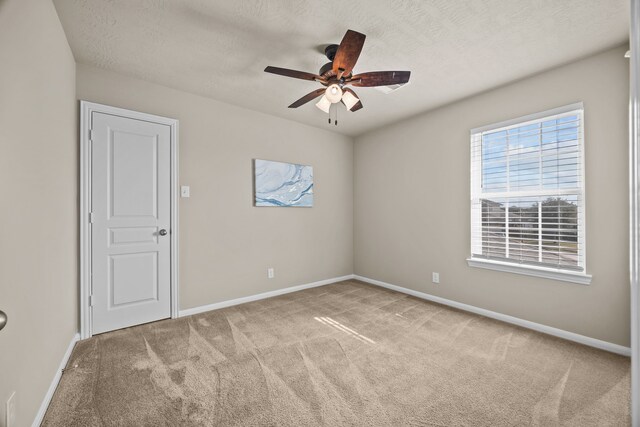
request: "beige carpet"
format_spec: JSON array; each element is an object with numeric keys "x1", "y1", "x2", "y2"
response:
[{"x1": 43, "y1": 280, "x2": 630, "y2": 426}]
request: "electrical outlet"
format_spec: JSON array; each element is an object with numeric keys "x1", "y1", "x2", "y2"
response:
[
  {"x1": 6, "y1": 391, "x2": 16, "y2": 427},
  {"x1": 267, "y1": 268, "x2": 275, "y2": 279},
  {"x1": 432, "y1": 272, "x2": 440, "y2": 284}
]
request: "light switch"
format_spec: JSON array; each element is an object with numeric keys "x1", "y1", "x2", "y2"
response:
[{"x1": 181, "y1": 186, "x2": 190, "y2": 198}]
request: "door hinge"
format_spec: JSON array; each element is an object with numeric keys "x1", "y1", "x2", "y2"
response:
[
  {"x1": 88, "y1": 129, "x2": 94, "y2": 141},
  {"x1": 89, "y1": 212, "x2": 95, "y2": 223},
  {"x1": 89, "y1": 295, "x2": 94, "y2": 307}
]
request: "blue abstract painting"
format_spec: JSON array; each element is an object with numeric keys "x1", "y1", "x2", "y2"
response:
[{"x1": 254, "y1": 159, "x2": 313, "y2": 207}]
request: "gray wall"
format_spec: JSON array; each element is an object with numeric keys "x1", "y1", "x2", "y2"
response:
[
  {"x1": 0, "y1": 0, "x2": 78, "y2": 425},
  {"x1": 76, "y1": 64, "x2": 354, "y2": 311},
  {"x1": 354, "y1": 45, "x2": 630, "y2": 346}
]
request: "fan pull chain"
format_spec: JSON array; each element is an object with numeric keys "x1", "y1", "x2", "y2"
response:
[{"x1": 326, "y1": 104, "x2": 339, "y2": 126}]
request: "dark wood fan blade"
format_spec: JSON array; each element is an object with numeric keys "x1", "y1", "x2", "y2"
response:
[
  {"x1": 332, "y1": 30, "x2": 366, "y2": 79},
  {"x1": 342, "y1": 88, "x2": 363, "y2": 112},
  {"x1": 350, "y1": 71, "x2": 411, "y2": 87},
  {"x1": 264, "y1": 66, "x2": 324, "y2": 82},
  {"x1": 288, "y1": 88, "x2": 326, "y2": 108}
]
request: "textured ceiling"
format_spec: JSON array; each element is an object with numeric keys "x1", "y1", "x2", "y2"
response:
[{"x1": 54, "y1": 0, "x2": 629, "y2": 136}]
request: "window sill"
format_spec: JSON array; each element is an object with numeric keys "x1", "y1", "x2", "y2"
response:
[{"x1": 466, "y1": 258, "x2": 592, "y2": 285}]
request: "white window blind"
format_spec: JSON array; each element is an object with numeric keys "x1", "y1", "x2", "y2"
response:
[{"x1": 470, "y1": 104, "x2": 585, "y2": 273}]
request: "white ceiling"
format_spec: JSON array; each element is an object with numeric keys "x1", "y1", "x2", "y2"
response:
[{"x1": 54, "y1": 0, "x2": 629, "y2": 137}]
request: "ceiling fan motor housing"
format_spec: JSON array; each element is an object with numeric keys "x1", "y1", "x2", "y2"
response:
[
  {"x1": 324, "y1": 44, "x2": 339, "y2": 61},
  {"x1": 319, "y1": 62, "x2": 333, "y2": 77},
  {"x1": 320, "y1": 44, "x2": 340, "y2": 78}
]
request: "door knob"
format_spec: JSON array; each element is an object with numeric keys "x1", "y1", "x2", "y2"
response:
[
  {"x1": 0, "y1": 310, "x2": 7, "y2": 331},
  {"x1": 159, "y1": 229, "x2": 168, "y2": 236}
]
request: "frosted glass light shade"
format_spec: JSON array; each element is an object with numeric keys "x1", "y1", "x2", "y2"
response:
[
  {"x1": 325, "y1": 84, "x2": 343, "y2": 103},
  {"x1": 315, "y1": 95, "x2": 331, "y2": 113}
]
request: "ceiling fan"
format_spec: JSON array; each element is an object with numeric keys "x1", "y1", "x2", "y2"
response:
[{"x1": 264, "y1": 29, "x2": 411, "y2": 123}]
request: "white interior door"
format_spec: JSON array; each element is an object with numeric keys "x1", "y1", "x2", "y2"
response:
[{"x1": 91, "y1": 111, "x2": 171, "y2": 334}]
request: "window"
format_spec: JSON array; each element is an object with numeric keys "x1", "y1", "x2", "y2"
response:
[{"x1": 468, "y1": 103, "x2": 591, "y2": 284}]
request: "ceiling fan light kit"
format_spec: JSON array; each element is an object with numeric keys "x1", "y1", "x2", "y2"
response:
[
  {"x1": 264, "y1": 29, "x2": 411, "y2": 125},
  {"x1": 315, "y1": 95, "x2": 332, "y2": 114},
  {"x1": 341, "y1": 90, "x2": 359, "y2": 110},
  {"x1": 325, "y1": 84, "x2": 343, "y2": 103}
]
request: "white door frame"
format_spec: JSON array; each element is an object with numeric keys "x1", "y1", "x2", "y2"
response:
[
  {"x1": 80, "y1": 101, "x2": 179, "y2": 339},
  {"x1": 631, "y1": 0, "x2": 639, "y2": 424}
]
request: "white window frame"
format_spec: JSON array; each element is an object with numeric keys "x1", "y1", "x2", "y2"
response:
[{"x1": 467, "y1": 103, "x2": 592, "y2": 285}]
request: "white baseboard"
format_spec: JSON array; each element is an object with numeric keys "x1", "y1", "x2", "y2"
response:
[
  {"x1": 179, "y1": 275, "x2": 356, "y2": 317},
  {"x1": 32, "y1": 333, "x2": 80, "y2": 427},
  {"x1": 354, "y1": 275, "x2": 631, "y2": 357}
]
